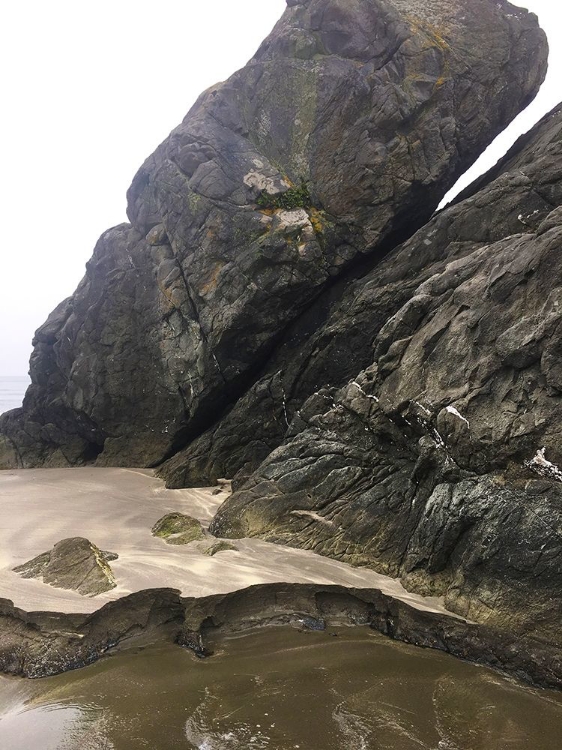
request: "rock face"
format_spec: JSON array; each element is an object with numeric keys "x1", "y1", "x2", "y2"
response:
[
  {"x1": 14, "y1": 538, "x2": 117, "y2": 597},
  {"x1": 211, "y1": 104, "x2": 562, "y2": 647},
  {"x1": 152, "y1": 513, "x2": 207, "y2": 545},
  {"x1": 159, "y1": 104, "x2": 562, "y2": 490},
  {"x1": 0, "y1": 0, "x2": 546, "y2": 470}
]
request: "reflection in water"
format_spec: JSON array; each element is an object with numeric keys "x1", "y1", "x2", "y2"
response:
[
  {"x1": 0, "y1": 703, "x2": 112, "y2": 750},
  {"x1": 0, "y1": 627, "x2": 561, "y2": 749}
]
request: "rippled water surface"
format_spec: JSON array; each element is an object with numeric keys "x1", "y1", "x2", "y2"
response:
[{"x1": 0, "y1": 628, "x2": 561, "y2": 749}]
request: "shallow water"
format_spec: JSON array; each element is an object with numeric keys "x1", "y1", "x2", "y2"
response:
[
  {"x1": 0, "y1": 375, "x2": 29, "y2": 415},
  {"x1": 0, "y1": 628, "x2": 561, "y2": 750}
]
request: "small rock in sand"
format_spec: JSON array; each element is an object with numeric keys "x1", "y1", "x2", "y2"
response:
[
  {"x1": 13, "y1": 537, "x2": 117, "y2": 597},
  {"x1": 152, "y1": 513, "x2": 207, "y2": 545},
  {"x1": 203, "y1": 541, "x2": 239, "y2": 556}
]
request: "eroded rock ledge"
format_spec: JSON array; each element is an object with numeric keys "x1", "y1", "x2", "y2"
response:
[{"x1": 0, "y1": 583, "x2": 560, "y2": 690}]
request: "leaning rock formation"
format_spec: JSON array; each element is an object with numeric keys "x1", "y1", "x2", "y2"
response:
[
  {"x1": 0, "y1": 0, "x2": 546, "y2": 470},
  {"x1": 211, "y1": 105, "x2": 562, "y2": 649},
  {"x1": 14, "y1": 538, "x2": 117, "y2": 597},
  {"x1": 159, "y1": 104, "x2": 562, "y2": 489}
]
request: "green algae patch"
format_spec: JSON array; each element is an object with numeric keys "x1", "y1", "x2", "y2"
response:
[
  {"x1": 256, "y1": 182, "x2": 312, "y2": 211},
  {"x1": 152, "y1": 513, "x2": 207, "y2": 545}
]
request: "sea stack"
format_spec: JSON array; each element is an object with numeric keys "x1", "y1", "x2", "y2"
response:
[
  {"x1": 0, "y1": 0, "x2": 546, "y2": 471},
  {"x1": 2, "y1": 0, "x2": 561, "y2": 681}
]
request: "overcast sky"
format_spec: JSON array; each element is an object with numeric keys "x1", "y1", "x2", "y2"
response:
[{"x1": 0, "y1": 0, "x2": 560, "y2": 376}]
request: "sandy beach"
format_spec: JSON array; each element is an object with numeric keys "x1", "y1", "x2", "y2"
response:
[{"x1": 0, "y1": 467, "x2": 457, "y2": 618}]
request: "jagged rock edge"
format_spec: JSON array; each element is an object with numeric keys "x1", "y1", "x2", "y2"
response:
[{"x1": 1, "y1": 582, "x2": 561, "y2": 689}]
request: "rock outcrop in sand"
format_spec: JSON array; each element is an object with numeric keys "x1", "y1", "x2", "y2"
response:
[
  {"x1": 152, "y1": 513, "x2": 207, "y2": 545},
  {"x1": 0, "y1": 582, "x2": 560, "y2": 687},
  {"x1": 14, "y1": 537, "x2": 117, "y2": 597},
  {"x1": 203, "y1": 541, "x2": 239, "y2": 556}
]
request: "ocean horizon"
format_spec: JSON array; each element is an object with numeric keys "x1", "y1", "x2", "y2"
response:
[{"x1": 0, "y1": 375, "x2": 30, "y2": 415}]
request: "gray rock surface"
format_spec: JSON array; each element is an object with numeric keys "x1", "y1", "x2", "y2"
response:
[
  {"x1": 0, "y1": 0, "x2": 557, "y2": 666},
  {"x1": 161, "y1": 103, "x2": 562, "y2": 489},
  {"x1": 211, "y1": 105, "x2": 562, "y2": 647},
  {"x1": 14, "y1": 538, "x2": 117, "y2": 597},
  {"x1": 0, "y1": 0, "x2": 546, "y2": 470}
]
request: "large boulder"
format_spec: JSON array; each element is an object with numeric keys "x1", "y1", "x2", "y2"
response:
[
  {"x1": 0, "y1": 0, "x2": 547, "y2": 469},
  {"x1": 211, "y1": 105, "x2": 562, "y2": 646}
]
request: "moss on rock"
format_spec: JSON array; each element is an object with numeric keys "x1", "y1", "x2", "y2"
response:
[
  {"x1": 256, "y1": 182, "x2": 312, "y2": 211},
  {"x1": 152, "y1": 513, "x2": 207, "y2": 545}
]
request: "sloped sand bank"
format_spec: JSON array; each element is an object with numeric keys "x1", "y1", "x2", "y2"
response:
[{"x1": 0, "y1": 468, "x2": 453, "y2": 616}]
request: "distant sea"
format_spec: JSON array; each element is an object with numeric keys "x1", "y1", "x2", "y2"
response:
[{"x1": 0, "y1": 376, "x2": 30, "y2": 415}]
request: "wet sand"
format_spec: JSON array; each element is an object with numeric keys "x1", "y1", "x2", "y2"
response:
[
  {"x1": 1, "y1": 627, "x2": 561, "y2": 750},
  {"x1": 0, "y1": 468, "x2": 458, "y2": 618}
]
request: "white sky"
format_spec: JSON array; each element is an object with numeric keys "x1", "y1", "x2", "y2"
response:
[{"x1": 0, "y1": 0, "x2": 560, "y2": 376}]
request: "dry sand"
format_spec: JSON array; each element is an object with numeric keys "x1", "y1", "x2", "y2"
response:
[{"x1": 0, "y1": 468, "x2": 458, "y2": 618}]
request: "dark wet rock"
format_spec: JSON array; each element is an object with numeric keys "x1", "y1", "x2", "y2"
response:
[
  {"x1": 152, "y1": 513, "x2": 207, "y2": 545},
  {"x1": 203, "y1": 541, "x2": 239, "y2": 556},
  {"x1": 177, "y1": 628, "x2": 212, "y2": 658},
  {"x1": 1, "y1": 583, "x2": 561, "y2": 689},
  {"x1": 0, "y1": 589, "x2": 185, "y2": 678},
  {"x1": 211, "y1": 105, "x2": 562, "y2": 649},
  {"x1": 13, "y1": 538, "x2": 117, "y2": 597},
  {"x1": 294, "y1": 615, "x2": 326, "y2": 631},
  {"x1": 0, "y1": 0, "x2": 546, "y2": 471},
  {"x1": 0, "y1": 0, "x2": 557, "y2": 687}
]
